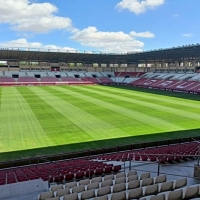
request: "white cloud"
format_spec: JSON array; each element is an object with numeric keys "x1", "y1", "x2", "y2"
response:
[
  {"x1": 130, "y1": 31, "x2": 155, "y2": 38},
  {"x1": 0, "y1": 27, "x2": 155, "y2": 53},
  {"x1": 71, "y1": 26, "x2": 150, "y2": 53},
  {"x1": 0, "y1": 38, "x2": 76, "y2": 52},
  {"x1": 116, "y1": 0, "x2": 164, "y2": 14},
  {"x1": 0, "y1": 0, "x2": 76, "y2": 33},
  {"x1": 182, "y1": 33, "x2": 193, "y2": 37}
]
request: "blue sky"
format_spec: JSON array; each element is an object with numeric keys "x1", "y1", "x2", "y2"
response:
[{"x1": 0, "y1": 0, "x2": 199, "y2": 53}]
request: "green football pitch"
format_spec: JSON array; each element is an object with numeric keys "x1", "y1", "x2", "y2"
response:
[{"x1": 1, "y1": 85, "x2": 200, "y2": 161}]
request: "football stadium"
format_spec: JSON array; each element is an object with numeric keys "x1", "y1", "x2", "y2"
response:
[
  {"x1": 1, "y1": 45, "x2": 200, "y2": 200},
  {"x1": 1, "y1": 0, "x2": 200, "y2": 199}
]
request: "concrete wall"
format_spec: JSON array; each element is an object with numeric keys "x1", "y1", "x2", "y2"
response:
[{"x1": 0, "y1": 179, "x2": 48, "y2": 199}]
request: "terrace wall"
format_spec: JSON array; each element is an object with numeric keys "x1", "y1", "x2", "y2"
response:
[{"x1": 0, "y1": 179, "x2": 48, "y2": 199}]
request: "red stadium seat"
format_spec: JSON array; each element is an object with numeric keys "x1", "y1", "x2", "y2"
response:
[{"x1": 113, "y1": 165, "x2": 121, "y2": 172}]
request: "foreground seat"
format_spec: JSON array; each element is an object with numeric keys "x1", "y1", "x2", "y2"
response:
[
  {"x1": 91, "y1": 177, "x2": 102, "y2": 183},
  {"x1": 167, "y1": 189, "x2": 183, "y2": 200},
  {"x1": 140, "y1": 194, "x2": 165, "y2": 200},
  {"x1": 127, "y1": 175, "x2": 138, "y2": 182},
  {"x1": 101, "y1": 179, "x2": 113, "y2": 187},
  {"x1": 50, "y1": 184, "x2": 63, "y2": 192},
  {"x1": 150, "y1": 194, "x2": 165, "y2": 200},
  {"x1": 183, "y1": 185, "x2": 199, "y2": 199},
  {"x1": 79, "y1": 179, "x2": 90, "y2": 186},
  {"x1": 94, "y1": 195, "x2": 108, "y2": 200},
  {"x1": 104, "y1": 174, "x2": 114, "y2": 181},
  {"x1": 111, "y1": 191, "x2": 126, "y2": 200},
  {"x1": 115, "y1": 177, "x2": 126, "y2": 184},
  {"x1": 116, "y1": 172, "x2": 126, "y2": 178},
  {"x1": 174, "y1": 178, "x2": 187, "y2": 189},
  {"x1": 81, "y1": 189, "x2": 95, "y2": 200},
  {"x1": 66, "y1": 181, "x2": 77, "y2": 188},
  {"x1": 97, "y1": 186, "x2": 111, "y2": 196},
  {"x1": 128, "y1": 187, "x2": 143, "y2": 199},
  {"x1": 113, "y1": 183, "x2": 126, "y2": 193},
  {"x1": 144, "y1": 184, "x2": 158, "y2": 196},
  {"x1": 141, "y1": 177, "x2": 154, "y2": 186},
  {"x1": 87, "y1": 182, "x2": 99, "y2": 190},
  {"x1": 159, "y1": 181, "x2": 173, "y2": 193},
  {"x1": 140, "y1": 173, "x2": 150, "y2": 180},
  {"x1": 127, "y1": 170, "x2": 137, "y2": 177},
  {"x1": 72, "y1": 185, "x2": 85, "y2": 193},
  {"x1": 38, "y1": 191, "x2": 54, "y2": 200},
  {"x1": 56, "y1": 188, "x2": 70, "y2": 197},
  {"x1": 154, "y1": 175, "x2": 166, "y2": 184},
  {"x1": 128, "y1": 180, "x2": 140, "y2": 190},
  {"x1": 45, "y1": 197, "x2": 59, "y2": 200},
  {"x1": 63, "y1": 192, "x2": 78, "y2": 200}
]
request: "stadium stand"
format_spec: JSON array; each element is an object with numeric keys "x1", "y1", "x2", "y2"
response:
[
  {"x1": 0, "y1": 160, "x2": 121, "y2": 185},
  {"x1": 0, "y1": 77, "x2": 15, "y2": 82},
  {"x1": 61, "y1": 77, "x2": 80, "y2": 82},
  {"x1": 18, "y1": 77, "x2": 38, "y2": 82},
  {"x1": 1, "y1": 70, "x2": 200, "y2": 94},
  {"x1": 84, "y1": 72, "x2": 103, "y2": 78},
  {"x1": 0, "y1": 142, "x2": 198, "y2": 188},
  {"x1": 37, "y1": 169, "x2": 191, "y2": 200},
  {"x1": 128, "y1": 72, "x2": 200, "y2": 94},
  {"x1": 40, "y1": 77, "x2": 60, "y2": 82},
  {"x1": 96, "y1": 142, "x2": 199, "y2": 163},
  {"x1": 112, "y1": 77, "x2": 125, "y2": 83},
  {"x1": 27, "y1": 71, "x2": 36, "y2": 77},
  {"x1": 98, "y1": 77, "x2": 114, "y2": 84},
  {"x1": 81, "y1": 77, "x2": 99, "y2": 84}
]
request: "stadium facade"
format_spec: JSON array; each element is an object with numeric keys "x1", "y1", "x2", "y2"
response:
[{"x1": 0, "y1": 44, "x2": 200, "y2": 73}]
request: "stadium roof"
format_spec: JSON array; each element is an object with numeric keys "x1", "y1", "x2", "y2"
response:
[{"x1": 0, "y1": 44, "x2": 200, "y2": 63}]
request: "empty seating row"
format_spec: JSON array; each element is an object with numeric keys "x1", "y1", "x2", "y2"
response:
[
  {"x1": 81, "y1": 77, "x2": 99, "y2": 84},
  {"x1": 129, "y1": 77, "x2": 200, "y2": 94},
  {"x1": 61, "y1": 77, "x2": 80, "y2": 82},
  {"x1": 0, "y1": 76, "x2": 114, "y2": 84},
  {"x1": 18, "y1": 77, "x2": 38, "y2": 82},
  {"x1": 50, "y1": 172, "x2": 159, "y2": 190},
  {"x1": 50, "y1": 175, "x2": 167, "y2": 195},
  {"x1": 49, "y1": 171, "x2": 156, "y2": 190},
  {"x1": 97, "y1": 142, "x2": 199, "y2": 162},
  {"x1": 138, "y1": 184, "x2": 200, "y2": 200},
  {"x1": 0, "y1": 160, "x2": 120, "y2": 185},
  {"x1": 94, "y1": 185, "x2": 199, "y2": 200},
  {"x1": 98, "y1": 77, "x2": 114, "y2": 84},
  {"x1": 0, "y1": 77, "x2": 15, "y2": 82},
  {"x1": 40, "y1": 77, "x2": 59, "y2": 82},
  {"x1": 49, "y1": 164, "x2": 121, "y2": 183},
  {"x1": 39, "y1": 178, "x2": 187, "y2": 200}
]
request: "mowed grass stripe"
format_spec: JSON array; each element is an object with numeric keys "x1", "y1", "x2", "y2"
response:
[
  {"x1": 91, "y1": 85, "x2": 200, "y2": 109},
  {"x1": 0, "y1": 87, "x2": 2, "y2": 110},
  {"x1": 17, "y1": 87, "x2": 93, "y2": 145},
  {"x1": 29, "y1": 86, "x2": 130, "y2": 140},
  {"x1": 78, "y1": 86, "x2": 200, "y2": 122},
  {"x1": 43, "y1": 87, "x2": 142, "y2": 133},
  {"x1": 53, "y1": 86, "x2": 182, "y2": 131},
  {"x1": 0, "y1": 87, "x2": 51, "y2": 152}
]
